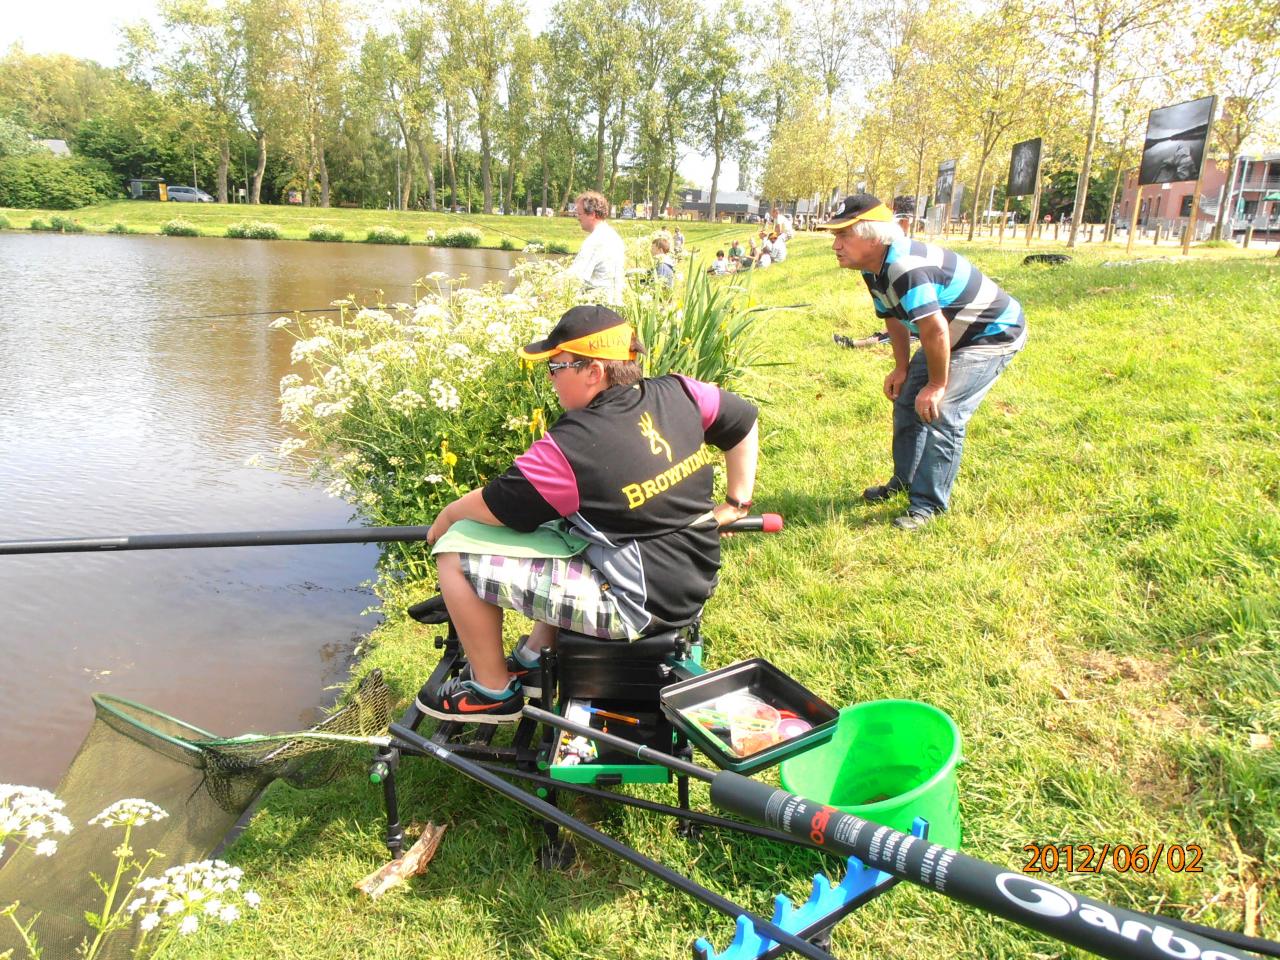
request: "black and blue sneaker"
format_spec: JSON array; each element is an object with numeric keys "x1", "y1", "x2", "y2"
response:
[
  {"x1": 416, "y1": 676, "x2": 524, "y2": 724},
  {"x1": 458, "y1": 652, "x2": 543, "y2": 699}
]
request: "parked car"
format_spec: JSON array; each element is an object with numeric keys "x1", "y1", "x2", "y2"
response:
[{"x1": 168, "y1": 185, "x2": 215, "y2": 203}]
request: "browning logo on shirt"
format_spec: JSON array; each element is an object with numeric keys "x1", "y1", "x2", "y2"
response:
[
  {"x1": 638, "y1": 412, "x2": 673, "y2": 462},
  {"x1": 621, "y1": 444, "x2": 715, "y2": 509}
]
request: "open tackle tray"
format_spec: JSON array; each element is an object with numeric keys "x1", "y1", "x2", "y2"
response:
[{"x1": 659, "y1": 658, "x2": 839, "y2": 774}]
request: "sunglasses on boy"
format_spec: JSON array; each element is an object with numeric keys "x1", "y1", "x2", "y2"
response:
[{"x1": 547, "y1": 358, "x2": 593, "y2": 376}]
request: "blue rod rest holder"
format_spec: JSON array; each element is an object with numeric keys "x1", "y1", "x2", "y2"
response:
[{"x1": 693, "y1": 819, "x2": 929, "y2": 960}]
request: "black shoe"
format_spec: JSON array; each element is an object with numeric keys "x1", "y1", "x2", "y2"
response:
[
  {"x1": 862, "y1": 484, "x2": 902, "y2": 503},
  {"x1": 459, "y1": 653, "x2": 543, "y2": 699},
  {"x1": 416, "y1": 676, "x2": 524, "y2": 724},
  {"x1": 892, "y1": 511, "x2": 934, "y2": 531}
]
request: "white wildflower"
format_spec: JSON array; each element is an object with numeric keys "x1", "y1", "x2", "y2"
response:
[
  {"x1": 505, "y1": 416, "x2": 526, "y2": 431},
  {"x1": 444, "y1": 342, "x2": 471, "y2": 361},
  {"x1": 140, "y1": 913, "x2": 161, "y2": 932},
  {"x1": 312, "y1": 397, "x2": 353, "y2": 419},
  {"x1": 325, "y1": 477, "x2": 353, "y2": 498},
  {"x1": 219, "y1": 904, "x2": 240, "y2": 923},
  {"x1": 1, "y1": 784, "x2": 72, "y2": 858},
  {"x1": 128, "y1": 898, "x2": 147, "y2": 914},
  {"x1": 276, "y1": 437, "x2": 307, "y2": 458},
  {"x1": 280, "y1": 384, "x2": 321, "y2": 423},
  {"x1": 279, "y1": 373, "x2": 304, "y2": 389},
  {"x1": 321, "y1": 366, "x2": 352, "y2": 394},
  {"x1": 428, "y1": 379, "x2": 461, "y2": 411},
  {"x1": 179, "y1": 915, "x2": 199, "y2": 936},
  {"x1": 388, "y1": 389, "x2": 428, "y2": 415},
  {"x1": 269, "y1": 316, "x2": 292, "y2": 329},
  {"x1": 89, "y1": 798, "x2": 168, "y2": 828},
  {"x1": 290, "y1": 336, "x2": 334, "y2": 364},
  {"x1": 424, "y1": 474, "x2": 445, "y2": 484}
]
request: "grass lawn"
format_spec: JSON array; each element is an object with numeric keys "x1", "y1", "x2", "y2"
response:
[{"x1": 30, "y1": 218, "x2": 1280, "y2": 958}]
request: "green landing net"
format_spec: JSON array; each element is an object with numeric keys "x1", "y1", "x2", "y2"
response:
[{"x1": 0, "y1": 671, "x2": 393, "y2": 959}]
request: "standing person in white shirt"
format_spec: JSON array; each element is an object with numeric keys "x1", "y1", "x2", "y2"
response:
[{"x1": 569, "y1": 190, "x2": 626, "y2": 305}]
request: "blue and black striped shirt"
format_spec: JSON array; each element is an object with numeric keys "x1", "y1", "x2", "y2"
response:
[{"x1": 862, "y1": 239, "x2": 1026, "y2": 352}]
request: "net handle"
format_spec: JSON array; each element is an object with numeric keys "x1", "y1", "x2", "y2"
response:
[{"x1": 92, "y1": 694, "x2": 216, "y2": 756}]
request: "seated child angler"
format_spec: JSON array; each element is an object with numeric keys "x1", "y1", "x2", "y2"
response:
[{"x1": 418, "y1": 304, "x2": 761, "y2": 723}]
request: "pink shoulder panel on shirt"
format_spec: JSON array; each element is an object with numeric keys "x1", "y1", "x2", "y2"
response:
[
  {"x1": 673, "y1": 374, "x2": 721, "y2": 430},
  {"x1": 514, "y1": 434, "x2": 580, "y2": 515}
]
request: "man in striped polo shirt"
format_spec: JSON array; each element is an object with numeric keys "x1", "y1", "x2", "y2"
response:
[{"x1": 820, "y1": 194, "x2": 1026, "y2": 530}]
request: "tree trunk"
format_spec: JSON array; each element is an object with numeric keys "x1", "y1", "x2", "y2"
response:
[
  {"x1": 1104, "y1": 167, "x2": 1124, "y2": 242},
  {"x1": 217, "y1": 137, "x2": 230, "y2": 204},
  {"x1": 1214, "y1": 148, "x2": 1239, "y2": 240},
  {"x1": 319, "y1": 140, "x2": 331, "y2": 207},
  {"x1": 251, "y1": 129, "x2": 266, "y2": 204},
  {"x1": 661, "y1": 141, "x2": 676, "y2": 215},
  {"x1": 559, "y1": 142, "x2": 577, "y2": 211},
  {"x1": 445, "y1": 104, "x2": 458, "y2": 210},
  {"x1": 1069, "y1": 60, "x2": 1103, "y2": 248},
  {"x1": 401, "y1": 166, "x2": 413, "y2": 210},
  {"x1": 415, "y1": 137, "x2": 437, "y2": 211},
  {"x1": 709, "y1": 150, "x2": 722, "y2": 222},
  {"x1": 968, "y1": 152, "x2": 987, "y2": 242},
  {"x1": 541, "y1": 141, "x2": 549, "y2": 213},
  {"x1": 479, "y1": 118, "x2": 493, "y2": 214},
  {"x1": 912, "y1": 153, "x2": 925, "y2": 238},
  {"x1": 594, "y1": 107, "x2": 607, "y2": 190}
]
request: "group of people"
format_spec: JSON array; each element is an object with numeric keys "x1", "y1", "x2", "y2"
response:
[
  {"x1": 415, "y1": 190, "x2": 1025, "y2": 726},
  {"x1": 708, "y1": 224, "x2": 790, "y2": 275}
]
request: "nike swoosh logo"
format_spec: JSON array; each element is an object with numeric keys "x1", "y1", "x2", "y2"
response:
[{"x1": 457, "y1": 699, "x2": 504, "y2": 712}]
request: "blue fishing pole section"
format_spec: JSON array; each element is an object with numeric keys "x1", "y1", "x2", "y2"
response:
[{"x1": 694, "y1": 820, "x2": 929, "y2": 960}]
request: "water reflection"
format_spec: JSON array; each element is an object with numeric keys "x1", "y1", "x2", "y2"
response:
[{"x1": 0, "y1": 232, "x2": 522, "y2": 787}]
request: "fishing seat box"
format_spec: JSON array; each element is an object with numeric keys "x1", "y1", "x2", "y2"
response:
[{"x1": 545, "y1": 629, "x2": 695, "y2": 786}]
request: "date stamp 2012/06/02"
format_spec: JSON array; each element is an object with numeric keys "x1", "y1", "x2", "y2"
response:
[{"x1": 1022, "y1": 843, "x2": 1204, "y2": 876}]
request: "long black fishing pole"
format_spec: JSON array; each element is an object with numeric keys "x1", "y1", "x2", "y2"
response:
[
  {"x1": 0, "y1": 516, "x2": 781, "y2": 557},
  {"x1": 523, "y1": 706, "x2": 1277, "y2": 960},
  {"x1": 388, "y1": 722, "x2": 837, "y2": 960}
]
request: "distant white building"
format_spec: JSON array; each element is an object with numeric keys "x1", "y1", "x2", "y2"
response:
[{"x1": 36, "y1": 139, "x2": 71, "y2": 157}]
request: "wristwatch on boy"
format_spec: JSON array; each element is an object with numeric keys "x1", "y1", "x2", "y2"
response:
[{"x1": 724, "y1": 494, "x2": 753, "y2": 511}]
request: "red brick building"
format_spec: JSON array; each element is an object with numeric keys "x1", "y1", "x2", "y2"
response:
[{"x1": 1117, "y1": 152, "x2": 1280, "y2": 238}]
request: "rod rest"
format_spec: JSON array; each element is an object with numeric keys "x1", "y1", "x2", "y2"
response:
[
  {"x1": 407, "y1": 594, "x2": 450, "y2": 624},
  {"x1": 694, "y1": 819, "x2": 930, "y2": 960}
]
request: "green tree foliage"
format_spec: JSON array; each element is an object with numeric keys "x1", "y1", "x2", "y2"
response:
[{"x1": 0, "y1": 151, "x2": 118, "y2": 208}]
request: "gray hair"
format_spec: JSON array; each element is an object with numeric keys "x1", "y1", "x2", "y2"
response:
[{"x1": 851, "y1": 219, "x2": 905, "y2": 244}]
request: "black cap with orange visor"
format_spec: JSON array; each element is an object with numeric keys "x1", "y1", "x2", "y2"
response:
[{"x1": 518, "y1": 304, "x2": 643, "y2": 362}]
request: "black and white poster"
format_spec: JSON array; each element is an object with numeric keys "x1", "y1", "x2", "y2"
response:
[
  {"x1": 935, "y1": 160, "x2": 957, "y2": 206},
  {"x1": 1007, "y1": 138, "x2": 1041, "y2": 197},
  {"x1": 1138, "y1": 96, "x2": 1216, "y2": 186}
]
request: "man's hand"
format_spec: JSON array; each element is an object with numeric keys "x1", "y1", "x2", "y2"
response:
[
  {"x1": 915, "y1": 383, "x2": 946, "y2": 423},
  {"x1": 884, "y1": 366, "x2": 907, "y2": 401}
]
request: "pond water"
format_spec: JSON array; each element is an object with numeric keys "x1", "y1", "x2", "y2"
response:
[{"x1": 0, "y1": 232, "x2": 522, "y2": 787}]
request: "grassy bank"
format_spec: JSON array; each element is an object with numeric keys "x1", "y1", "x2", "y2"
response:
[
  {"x1": 78, "y1": 232, "x2": 1280, "y2": 957},
  {"x1": 0, "y1": 201, "x2": 753, "y2": 253}
]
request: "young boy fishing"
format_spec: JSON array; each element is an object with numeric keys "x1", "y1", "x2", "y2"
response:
[{"x1": 418, "y1": 304, "x2": 760, "y2": 723}]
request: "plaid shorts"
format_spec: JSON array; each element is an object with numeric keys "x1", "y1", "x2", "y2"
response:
[{"x1": 458, "y1": 553, "x2": 635, "y2": 640}]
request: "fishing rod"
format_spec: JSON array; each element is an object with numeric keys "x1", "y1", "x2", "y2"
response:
[
  {"x1": 0, "y1": 516, "x2": 782, "y2": 557},
  {"x1": 500, "y1": 707, "x2": 1280, "y2": 960}
]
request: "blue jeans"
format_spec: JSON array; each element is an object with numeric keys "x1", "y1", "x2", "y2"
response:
[{"x1": 890, "y1": 345, "x2": 1020, "y2": 516}]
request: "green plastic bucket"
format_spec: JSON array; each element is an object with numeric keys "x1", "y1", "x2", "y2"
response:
[{"x1": 779, "y1": 700, "x2": 962, "y2": 848}]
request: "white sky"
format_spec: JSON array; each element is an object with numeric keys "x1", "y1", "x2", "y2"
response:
[{"x1": 0, "y1": 0, "x2": 735, "y2": 189}]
